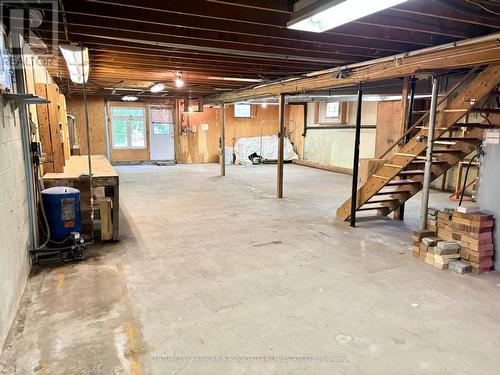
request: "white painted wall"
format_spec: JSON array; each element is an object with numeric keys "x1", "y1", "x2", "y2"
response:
[
  {"x1": 0, "y1": 100, "x2": 31, "y2": 349},
  {"x1": 303, "y1": 101, "x2": 378, "y2": 169}
]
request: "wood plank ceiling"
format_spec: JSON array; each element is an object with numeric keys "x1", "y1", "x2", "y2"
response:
[{"x1": 23, "y1": 0, "x2": 500, "y2": 100}]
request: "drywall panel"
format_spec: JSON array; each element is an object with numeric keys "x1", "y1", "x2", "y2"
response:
[
  {"x1": 303, "y1": 101, "x2": 377, "y2": 169},
  {"x1": 304, "y1": 129, "x2": 376, "y2": 169}
]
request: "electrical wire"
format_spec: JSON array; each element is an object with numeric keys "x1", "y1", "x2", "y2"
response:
[
  {"x1": 31, "y1": 164, "x2": 50, "y2": 251},
  {"x1": 464, "y1": 0, "x2": 500, "y2": 16},
  {"x1": 458, "y1": 153, "x2": 480, "y2": 206}
]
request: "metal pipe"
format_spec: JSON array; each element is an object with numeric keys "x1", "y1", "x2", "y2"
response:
[
  {"x1": 104, "y1": 97, "x2": 111, "y2": 160},
  {"x1": 419, "y1": 76, "x2": 440, "y2": 231},
  {"x1": 81, "y1": 45, "x2": 94, "y2": 240},
  {"x1": 350, "y1": 83, "x2": 363, "y2": 227},
  {"x1": 12, "y1": 35, "x2": 37, "y2": 249},
  {"x1": 219, "y1": 103, "x2": 226, "y2": 176},
  {"x1": 277, "y1": 94, "x2": 286, "y2": 198}
]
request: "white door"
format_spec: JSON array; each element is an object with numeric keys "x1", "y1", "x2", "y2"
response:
[{"x1": 149, "y1": 106, "x2": 175, "y2": 161}]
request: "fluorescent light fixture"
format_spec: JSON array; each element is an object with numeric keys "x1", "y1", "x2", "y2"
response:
[
  {"x1": 122, "y1": 95, "x2": 138, "y2": 101},
  {"x1": 150, "y1": 82, "x2": 165, "y2": 93},
  {"x1": 207, "y1": 76, "x2": 263, "y2": 83},
  {"x1": 59, "y1": 44, "x2": 90, "y2": 83},
  {"x1": 287, "y1": 0, "x2": 408, "y2": 33}
]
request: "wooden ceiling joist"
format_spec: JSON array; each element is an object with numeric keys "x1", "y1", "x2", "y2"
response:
[
  {"x1": 205, "y1": 33, "x2": 500, "y2": 104},
  {"x1": 18, "y1": 0, "x2": 500, "y2": 98}
]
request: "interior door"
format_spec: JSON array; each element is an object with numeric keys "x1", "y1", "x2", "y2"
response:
[{"x1": 149, "y1": 106, "x2": 175, "y2": 161}]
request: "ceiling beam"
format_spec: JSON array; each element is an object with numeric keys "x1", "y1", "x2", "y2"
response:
[{"x1": 205, "y1": 34, "x2": 500, "y2": 103}]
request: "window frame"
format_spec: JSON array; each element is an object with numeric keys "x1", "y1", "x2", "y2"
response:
[
  {"x1": 110, "y1": 106, "x2": 147, "y2": 149},
  {"x1": 234, "y1": 103, "x2": 252, "y2": 118}
]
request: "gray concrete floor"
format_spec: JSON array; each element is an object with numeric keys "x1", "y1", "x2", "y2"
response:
[{"x1": 1, "y1": 163, "x2": 500, "y2": 375}]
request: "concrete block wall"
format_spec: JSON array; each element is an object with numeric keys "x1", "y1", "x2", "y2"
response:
[{"x1": 0, "y1": 101, "x2": 31, "y2": 350}]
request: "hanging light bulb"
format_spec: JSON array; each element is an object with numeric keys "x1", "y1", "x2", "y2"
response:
[
  {"x1": 150, "y1": 82, "x2": 165, "y2": 93},
  {"x1": 175, "y1": 71, "x2": 184, "y2": 88}
]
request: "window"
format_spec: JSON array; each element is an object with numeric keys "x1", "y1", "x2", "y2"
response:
[
  {"x1": 111, "y1": 107, "x2": 146, "y2": 149},
  {"x1": 153, "y1": 124, "x2": 170, "y2": 135},
  {"x1": 234, "y1": 103, "x2": 251, "y2": 118},
  {"x1": 325, "y1": 102, "x2": 340, "y2": 118}
]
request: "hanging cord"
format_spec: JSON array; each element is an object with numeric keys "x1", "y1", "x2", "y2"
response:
[
  {"x1": 458, "y1": 153, "x2": 480, "y2": 206},
  {"x1": 31, "y1": 164, "x2": 50, "y2": 251}
]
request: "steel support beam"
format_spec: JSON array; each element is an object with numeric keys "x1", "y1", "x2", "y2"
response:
[
  {"x1": 277, "y1": 93, "x2": 285, "y2": 198},
  {"x1": 350, "y1": 83, "x2": 363, "y2": 227},
  {"x1": 419, "y1": 76, "x2": 439, "y2": 230}
]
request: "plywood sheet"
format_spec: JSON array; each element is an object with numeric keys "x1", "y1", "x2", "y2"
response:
[
  {"x1": 66, "y1": 96, "x2": 107, "y2": 156},
  {"x1": 375, "y1": 100, "x2": 403, "y2": 158}
]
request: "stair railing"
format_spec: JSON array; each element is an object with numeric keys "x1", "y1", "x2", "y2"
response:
[{"x1": 378, "y1": 65, "x2": 480, "y2": 160}]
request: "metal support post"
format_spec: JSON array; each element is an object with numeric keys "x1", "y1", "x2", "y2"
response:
[
  {"x1": 350, "y1": 83, "x2": 363, "y2": 227},
  {"x1": 419, "y1": 76, "x2": 439, "y2": 230}
]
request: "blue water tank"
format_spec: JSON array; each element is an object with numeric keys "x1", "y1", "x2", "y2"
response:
[{"x1": 41, "y1": 186, "x2": 81, "y2": 242}]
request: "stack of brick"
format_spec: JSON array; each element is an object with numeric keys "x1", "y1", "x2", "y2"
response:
[
  {"x1": 450, "y1": 212, "x2": 495, "y2": 273},
  {"x1": 412, "y1": 208, "x2": 495, "y2": 274},
  {"x1": 427, "y1": 208, "x2": 439, "y2": 231},
  {"x1": 433, "y1": 241, "x2": 461, "y2": 270},
  {"x1": 412, "y1": 230, "x2": 436, "y2": 259}
]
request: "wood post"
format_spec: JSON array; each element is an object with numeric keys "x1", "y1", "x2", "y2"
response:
[
  {"x1": 219, "y1": 103, "x2": 226, "y2": 176},
  {"x1": 277, "y1": 94, "x2": 285, "y2": 198},
  {"x1": 394, "y1": 76, "x2": 416, "y2": 220},
  {"x1": 350, "y1": 83, "x2": 363, "y2": 227}
]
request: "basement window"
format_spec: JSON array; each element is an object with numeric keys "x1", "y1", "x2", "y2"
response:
[
  {"x1": 111, "y1": 107, "x2": 146, "y2": 149},
  {"x1": 234, "y1": 103, "x2": 251, "y2": 118},
  {"x1": 325, "y1": 102, "x2": 340, "y2": 118}
]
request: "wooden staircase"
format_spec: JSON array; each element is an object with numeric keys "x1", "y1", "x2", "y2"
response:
[{"x1": 336, "y1": 64, "x2": 500, "y2": 221}]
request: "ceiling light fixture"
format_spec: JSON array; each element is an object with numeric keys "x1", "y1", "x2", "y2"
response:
[
  {"x1": 59, "y1": 44, "x2": 90, "y2": 83},
  {"x1": 122, "y1": 95, "x2": 138, "y2": 102},
  {"x1": 287, "y1": 0, "x2": 408, "y2": 33},
  {"x1": 175, "y1": 71, "x2": 184, "y2": 88},
  {"x1": 150, "y1": 82, "x2": 166, "y2": 93}
]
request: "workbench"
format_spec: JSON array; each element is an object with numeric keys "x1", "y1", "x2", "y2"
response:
[{"x1": 43, "y1": 155, "x2": 119, "y2": 241}]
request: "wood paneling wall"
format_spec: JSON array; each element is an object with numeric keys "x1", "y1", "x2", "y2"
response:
[
  {"x1": 66, "y1": 96, "x2": 107, "y2": 156},
  {"x1": 375, "y1": 100, "x2": 403, "y2": 158},
  {"x1": 66, "y1": 96, "x2": 305, "y2": 164},
  {"x1": 176, "y1": 103, "x2": 305, "y2": 163}
]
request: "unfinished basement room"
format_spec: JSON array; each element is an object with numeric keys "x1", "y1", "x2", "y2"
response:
[{"x1": 1, "y1": 0, "x2": 500, "y2": 374}]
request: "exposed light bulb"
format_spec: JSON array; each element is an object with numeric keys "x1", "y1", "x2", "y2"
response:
[
  {"x1": 150, "y1": 82, "x2": 165, "y2": 93},
  {"x1": 175, "y1": 77, "x2": 184, "y2": 88},
  {"x1": 261, "y1": 103, "x2": 268, "y2": 108}
]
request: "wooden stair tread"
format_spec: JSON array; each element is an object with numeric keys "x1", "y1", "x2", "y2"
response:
[
  {"x1": 357, "y1": 206, "x2": 391, "y2": 212},
  {"x1": 366, "y1": 198, "x2": 401, "y2": 204},
  {"x1": 373, "y1": 190, "x2": 412, "y2": 196},
  {"x1": 437, "y1": 136, "x2": 481, "y2": 141},
  {"x1": 431, "y1": 149, "x2": 463, "y2": 154},
  {"x1": 399, "y1": 170, "x2": 425, "y2": 176},
  {"x1": 335, "y1": 65, "x2": 500, "y2": 221},
  {"x1": 410, "y1": 160, "x2": 447, "y2": 165},
  {"x1": 386, "y1": 179, "x2": 420, "y2": 186}
]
